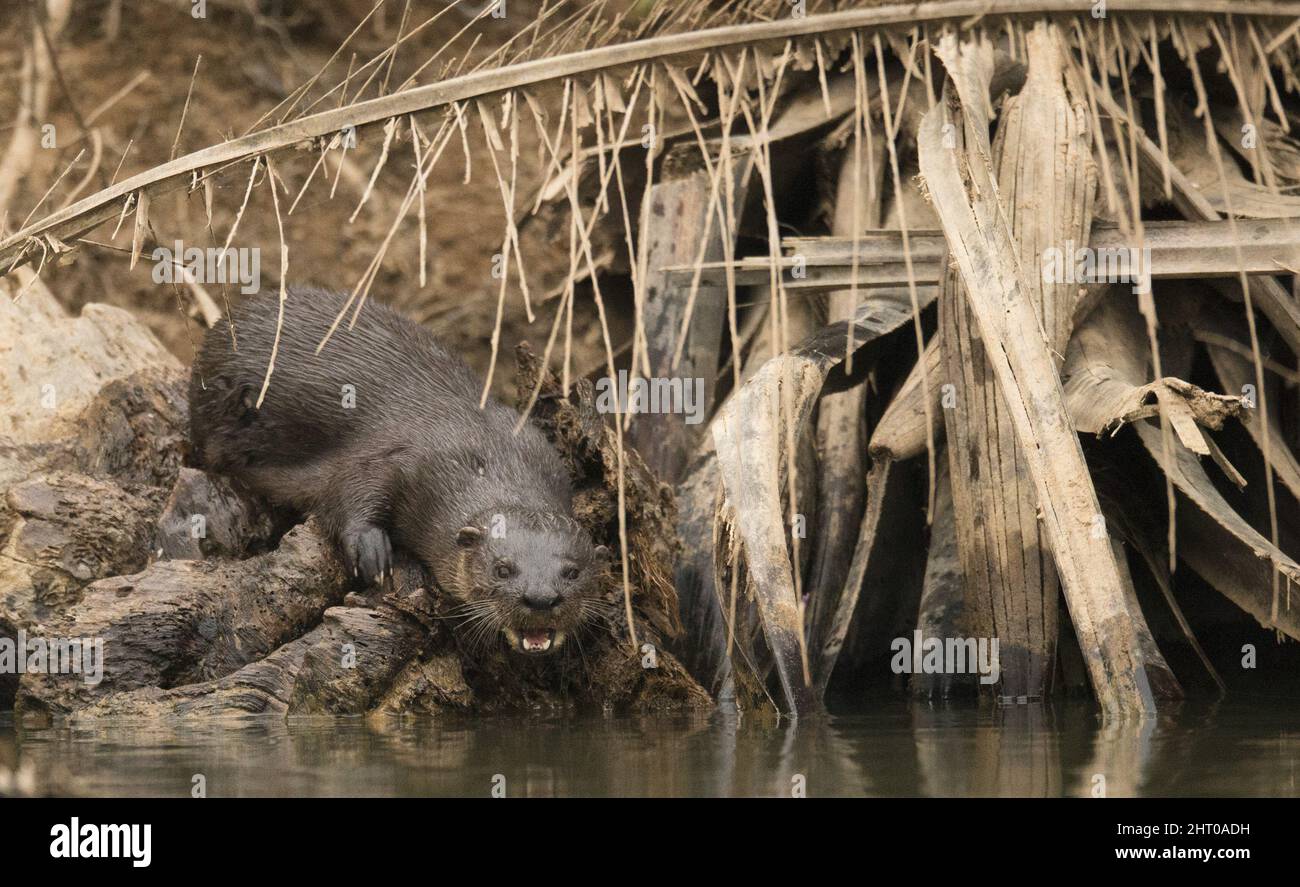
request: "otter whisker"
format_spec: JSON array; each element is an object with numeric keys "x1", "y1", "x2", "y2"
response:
[
  {"x1": 454, "y1": 613, "x2": 497, "y2": 635},
  {"x1": 446, "y1": 601, "x2": 502, "y2": 632},
  {"x1": 450, "y1": 605, "x2": 497, "y2": 623},
  {"x1": 459, "y1": 608, "x2": 504, "y2": 653},
  {"x1": 569, "y1": 626, "x2": 590, "y2": 674},
  {"x1": 577, "y1": 601, "x2": 619, "y2": 632},
  {"x1": 447, "y1": 599, "x2": 497, "y2": 616},
  {"x1": 449, "y1": 600, "x2": 497, "y2": 619},
  {"x1": 443, "y1": 599, "x2": 510, "y2": 656},
  {"x1": 473, "y1": 610, "x2": 508, "y2": 654}
]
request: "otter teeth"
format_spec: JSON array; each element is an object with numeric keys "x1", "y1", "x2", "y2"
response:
[{"x1": 520, "y1": 629, "x2": 555, "y2": 653}]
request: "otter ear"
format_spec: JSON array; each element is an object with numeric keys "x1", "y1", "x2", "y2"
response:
[
  {"x1": 456, "y1": 526, "x2": 484, "y2": 549},
  {"x1": 593, "y1": 544, "x2": 611, "y2": 560}
]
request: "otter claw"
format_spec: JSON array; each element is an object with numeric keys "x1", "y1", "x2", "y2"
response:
[{"x1": 343, "y1": 525, "x2": 393, "y2": 587}]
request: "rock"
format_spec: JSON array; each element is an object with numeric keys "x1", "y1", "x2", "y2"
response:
[
  {"x1": 0, "y1": 276, "x2": 188, "y2": 637},
  {"x1": 156, "y1": 468, "x2": 279, "y2": 560},
  {"x1": 1, "y1": 473, "x2": 160, "y2": 626},
  {"x1": 0, "y1": 277, "x2": 178, "y2": 446}
]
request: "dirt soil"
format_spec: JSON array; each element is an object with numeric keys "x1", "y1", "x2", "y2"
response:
[{"x1": 0, "y1": 0, "x2": 606, "y2": 392}]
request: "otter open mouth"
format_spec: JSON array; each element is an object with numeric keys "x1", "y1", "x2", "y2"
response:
[
  {"x1": 502, "y1": 626, "x2": 565, "y2": 655},
  {"x1": 520, "y1": 629, "x2": 555, "y2": 653}
]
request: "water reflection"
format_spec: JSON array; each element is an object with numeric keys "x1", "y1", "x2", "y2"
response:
[
  {"x1": 913, "y1": 703, "x2": 1068, "y2": 796},
  {"x1": 1, "y1": 700, "x2": 1296, "y2": 797}
]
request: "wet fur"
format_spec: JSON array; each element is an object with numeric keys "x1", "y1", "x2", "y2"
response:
[{"x1": 189, "y1": 288, "x2": 603, "y2": 649}]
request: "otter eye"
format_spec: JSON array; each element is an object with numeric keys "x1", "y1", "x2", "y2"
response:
[
  {"x1": 494, "y1": 563, "x2": 513, "y2": 581},
  {"x1": 561, "y1": 566, "x2": 580, "y2": 581}
]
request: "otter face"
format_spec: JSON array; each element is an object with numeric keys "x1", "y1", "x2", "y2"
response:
[{"x1": 452, "y1": 522, "x2": 609, "y2": 655}]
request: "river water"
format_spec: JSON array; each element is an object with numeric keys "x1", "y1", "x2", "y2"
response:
[{"x1": 2, "y1": 699, "x2": 1296, "y2": 797}]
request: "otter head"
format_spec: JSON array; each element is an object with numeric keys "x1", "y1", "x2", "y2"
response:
[{"x1": 450, "y1": 514, "x2": 609, "y2": 655}]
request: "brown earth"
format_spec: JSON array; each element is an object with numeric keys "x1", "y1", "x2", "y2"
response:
[{"x1": 0, "y1": 0, "x2": 608, "y2": 391}]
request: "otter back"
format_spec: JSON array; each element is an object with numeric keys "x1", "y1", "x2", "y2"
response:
[{"x1": 189, "y1": 287, "x2": 574, "y2": 583}]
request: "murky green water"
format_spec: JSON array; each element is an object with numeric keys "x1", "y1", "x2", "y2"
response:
[{"x1": 2, "y1": 699, "x2": 1297, "y2": 797}]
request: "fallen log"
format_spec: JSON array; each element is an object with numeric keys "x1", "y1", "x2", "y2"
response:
[
  {"x1": 16, "y1": 521, "x2": 348, "y2": 716},
  {"x1": 156, "y1": 468, "x2": 280, "y2": 561}
]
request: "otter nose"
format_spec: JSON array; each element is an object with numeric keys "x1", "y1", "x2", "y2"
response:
[{"x1": 522, "y1": 588, "x2": 562, "y2": 611}]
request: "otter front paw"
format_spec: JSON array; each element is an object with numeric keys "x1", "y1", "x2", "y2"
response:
[{"x1": 341, "y1": 524, "x2": 393, "y2": 587}]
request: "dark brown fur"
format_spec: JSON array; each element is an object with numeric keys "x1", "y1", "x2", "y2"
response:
[{"x1": 190, "y1": 287, "x2": 607, "y2": 654}]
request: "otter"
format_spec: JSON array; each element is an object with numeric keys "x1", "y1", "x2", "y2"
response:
[{"x1": 189, "y1": 287, "x2": 608, "y2": 655}]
